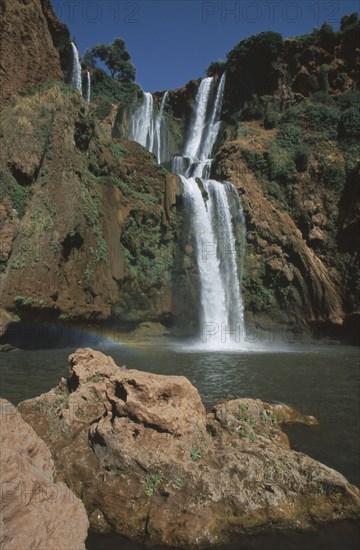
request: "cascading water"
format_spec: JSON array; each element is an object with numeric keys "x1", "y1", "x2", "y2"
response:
[
  {"x1": 130, "y1": 91, "x2": 169, "y2": 163},
  {"x1": 154, "y1": 91, "x2": 169, "y2": 163},
  {"x1": 85, "y1": 71, "x2": 91, "y2": 103},
  {"x1": 174, "y1": 72, "x2": 246, "y2": 347},
  {"x1": 128, "y1": 73, "x2": 246, "y2": 347},
  {"x1": 70, "y1": 42, "x2": 82, "y2": 95},
  {"x1": 130, "y1": 92, "x2": 154, "y2": 150},
  {"x1": 183, "y1": 77, "x2": 213, "y2": 164}
]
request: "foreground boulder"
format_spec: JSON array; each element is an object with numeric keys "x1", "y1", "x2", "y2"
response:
[
  {"x1": 19, "y1": 348, "x2": 360, "y2": 547},
  {"x1": 0, "y1": 399, "x2": 89, "y2": 550}
]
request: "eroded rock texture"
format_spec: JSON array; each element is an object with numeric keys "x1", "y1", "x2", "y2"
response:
[
  {"x1": 18, "y1": 348, "x2": 360, "y2": 548},
  {"x1": 0, "y1": 398, "x2": 89, "y2": 550}
]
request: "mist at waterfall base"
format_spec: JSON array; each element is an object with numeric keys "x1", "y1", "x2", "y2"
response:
[{"x1": 129, "y1": 73, "x2": 253, "y2": 350}]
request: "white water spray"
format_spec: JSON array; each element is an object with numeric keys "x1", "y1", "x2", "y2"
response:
[
  {"x1": 130, "y1": 91, "x2": 170, "y2": 162},
  {"x1": 85, "y1": 71, "x2": 91, "y2": 103},
  {"x1": 154, "y1": 91, "x2": 169, "y2": 163},
  {"x1": 130, "y1": 92, "x2": 155, "y2": 151},
  {"x1": 128, "y1": 73, "x2": 246, "y2": 347},
  {"x1": 70, "y1": 42, "x2": 82, "y2": 95}
]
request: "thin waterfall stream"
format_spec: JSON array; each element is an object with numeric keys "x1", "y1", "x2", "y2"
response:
[{"x1": 70, "y1": 42, "x2": 82, "y2": 95}]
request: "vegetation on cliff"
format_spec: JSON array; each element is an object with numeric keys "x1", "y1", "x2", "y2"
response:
[
  {"x1": 0, "y1": 84, "x2": 182, "y2": 325},
  {"x1": 0, "y1": 0, "x2": 359, "y2": 339},
  {"x1": 206, "y1": 14, "x2": 359, "y2": 333}
]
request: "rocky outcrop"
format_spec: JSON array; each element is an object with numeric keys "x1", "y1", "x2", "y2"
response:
[
  {"x1": 0, "y1": 86, "x2": 186, "y2": 327},
  {"x1": 0, "y1": 398, "x2": 88, "y2": 550},
  {"x1": 18, "y1": 348, "x2": 360, "y2": 548},
  {"x1": 0, "y1": 0, "x2": 68, "y2": 110}
]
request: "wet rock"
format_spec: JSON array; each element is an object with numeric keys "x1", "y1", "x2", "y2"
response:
[{"x1": 18, "y1": 348, "x2": 360, "y2": 548}]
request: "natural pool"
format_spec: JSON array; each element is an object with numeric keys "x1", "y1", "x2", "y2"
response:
[{"x1": 1, "y1": 337, "x2": 359, "y2": 549}]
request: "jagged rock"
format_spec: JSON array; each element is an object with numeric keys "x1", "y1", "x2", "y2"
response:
[
  {"x1": 0, "y1": 0, "x2": 66, "y2": 110},
  {"x1": 18, "y1": 349, "x2": 360, "y2": 548},
  {"x1": 0, "y1": 399, "x2": 89, "y2": 550}
]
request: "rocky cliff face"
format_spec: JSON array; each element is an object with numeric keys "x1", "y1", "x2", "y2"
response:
[
  {"x1": 0, "y1": 2, "x2": 358, "y2": 339},
  {"x1": 0, "y1": 0, "x2": 70, "y2": 110},
  {"x1": 0, "y1": 85, "x2": 189, "y2": 328},
  {"x1": 212, "y1": 125, "x2": 345, "y2": 330},
  {"x1": 0, "y1": 398, "x2": 89, "y2": 549},
  {"x1": 18, "y1": 348, "x2": 360, "y2": 547},
  {"x1": 210, "y1": 20, "x2": 360, "y2": 336}
]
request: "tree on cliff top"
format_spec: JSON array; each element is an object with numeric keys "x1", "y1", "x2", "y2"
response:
[{"x1": 91, "y1": 39, "x2": 136, "y2": 82}]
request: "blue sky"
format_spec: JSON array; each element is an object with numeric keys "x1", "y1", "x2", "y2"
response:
[{"x1": 51, "y1": 1, "x2": 359, "y2": 92}]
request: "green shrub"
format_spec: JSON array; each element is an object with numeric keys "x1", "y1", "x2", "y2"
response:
[
  {"x1": 91, "y1": 68, "x2": 139, "y2": 106},
  {"x1": 320, "y1": 158, "x2": 346, "y2": 193},
  {"x1": 264, "y1": 110, "x2": 280, "y2": 129},
  {"x1": 190, "y1": 446, "x2": 202, "y2": 461},
  {"x1": 281, "y1": 102, "x2": 340, "y2": 140},
  {"x1": 206, "y1": 59, "x2": 226, "y2": 77},
  {"x1": 294, "y1": 144, "x2": 311, "y2": 172},
  {"x1": 336, "y1": 90, "x2": 360, "y2": 111},
  {"x1": 339, "y1": 107, "x2": 360, "y2": 139},
  {"x1": 276, "y1": 124, "x2": 302, "y2": 149},
  {"x1": 310, "y1": 91, "x2": 335, "y2": 105},
  {"x1": 0, "y1": 169, "x2": 30, "y2": 217},
  {"x1": 267, "y1": 147, "x2": 297, "y2": 185},
  {"x1": 318, "y1": 23, "x2": 337, "y2": 52},
  {"x1": 241, "y1": 149, "x2": 268, "y2": 178},
  {"x1": 145, "y1": 473, "x2": 162, "y2": 497},
  {"x1": 95, "y1": 99, "x2": 112, "y2": 120},
  {"x1": 319, "y1": 64, "x2": 330, "y2": 93}
]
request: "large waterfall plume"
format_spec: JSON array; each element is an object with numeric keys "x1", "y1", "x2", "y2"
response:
[
  {"x1": 174, "y1": 73, "x2": 245, "y2": 347},
  {"x1": 130, "y1": 91, "x2": 169, "y2": 163},
  {"x1": 128, "y1": 74, "x2": 246, "y2": 347}
]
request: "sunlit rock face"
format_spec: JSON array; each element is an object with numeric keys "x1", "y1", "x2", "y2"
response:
[
  {"x1": 18, "y1": 348, "x2": 360, "y2": 548},
  {"x1": 0, "y1": 0, "x2": 71, "y2": 111},
  {"x1": 0, "y1": 398, "x2": 89, "y2": 550}
]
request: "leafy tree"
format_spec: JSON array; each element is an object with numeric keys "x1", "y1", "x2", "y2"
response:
[
  {"x1": 340, "y1": 12, "x2": 358, "y2": 31},
  {"x1": 206, "y1": 59, "x2": 226, "y2": 77},
  {"x1": 226, "y1": 32, "x2": 283, "y2": 97},
  {"x1": 91, "y1": 39, "x2": 136, "y2": 82},
  {"x1": 318, "y1": 22, "x2": 337, "y2": 51},
  {"x1": 82, "y1": 49, "x2": 96, "y2": 69}
]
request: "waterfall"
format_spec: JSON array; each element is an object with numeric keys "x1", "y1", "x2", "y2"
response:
[
  {"x1": 180, "y1": 176, "x2": 227, "y2": 328},
  {"x1": 85, "y1": 71, "x2": 91, "y2": 103},
  {"x1": 154, "y1": 92, "x2": 169, "y2": 163},
  {"x1": 130, "y1": 92, "x2": 155, "y2": 151},
  {"x1": 130, "y1": 91, "x2": 169, "y2": 163},
  {"x1": 203, "y1": 179, "x2": 245, "y2": 331},
  {"x1": 198, "y1": 72, "x2": 226, "y2": 167},
  {"x1": 128, "y1": 72, "x2": 246, "y2": 346},
  {"x1": 174, "y1": 73, "x2": 246, "y2": 346},
  {"x1": 183, "y1": 77, "x2": 213, "y2": 163},
  {"x1": 70, "y1": 42, "x2": 82, "y2": 95}
]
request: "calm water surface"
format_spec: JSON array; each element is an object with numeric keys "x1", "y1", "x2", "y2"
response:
[{"x1": 1, "y1": 338, "x2": 359, "y2": 549}]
